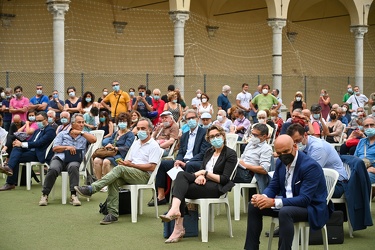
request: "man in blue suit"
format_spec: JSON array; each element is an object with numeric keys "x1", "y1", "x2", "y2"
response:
[
  {"x1": 0, "y1": 111, "x2": 56, "y2": 191},
  {"x1": 244, "y1": 135, "x2": 330, "y2": 250},
  {"x1": 150, "y1": 109, "x2": 211, "y2": 206}
]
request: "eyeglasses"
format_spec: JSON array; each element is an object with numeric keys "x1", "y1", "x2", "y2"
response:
[
  {"x1": 185, "y1": 116, "x2": 197, "y2": 121},
  {"x1": 364, "y1": 123, "x2": 375, "y2": 128},
  {"x1": 208, "y1": 133, "x2": 222, "y2": 140}
]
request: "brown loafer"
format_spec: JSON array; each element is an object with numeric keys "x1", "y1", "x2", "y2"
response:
[
  {"x1": 0, "y1": 183, "x2": 15, "y2": 191},
  {"x1": 0, "y1": 164, "x2": 13, "y2": 176}
]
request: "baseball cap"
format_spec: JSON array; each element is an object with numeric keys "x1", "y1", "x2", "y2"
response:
[
  {"x1": 160, "y1": 111, "x2": 172, "y2": 117},
  {"x1": 201, "y1": 113, "x2": 212, "y2": 119}
]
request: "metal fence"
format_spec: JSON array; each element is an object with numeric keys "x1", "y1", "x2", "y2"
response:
[{"x1": 1, "y1": 72, "x2": 374, "y2": 110}]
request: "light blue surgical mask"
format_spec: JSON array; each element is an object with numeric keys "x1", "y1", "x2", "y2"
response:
[
  {"x1": 85, "y1": 98, "x2": 91, "y2": 103},
  {"x1": 187, "y1": 119, "x2": 197, "y2": 129},
  {"x1": 99, "y1": 117, "x2": 106, "y2": 123},
  {"x1": 113, "y1": 85, "x2": 120, "y2": 92},
  {"x1": 68, "y1": 91, "x2": 75, "y2": 97},
  {"x1": 118, "y1": 122, "x2": 127, "y2": 130},
  {"x1": 210, "y1": 137, "x2": 224, "y2": 148},
  {"x1": 48, "y1": 117, "x2": 53, "y2": 124},
  {"x1": 297, "y1": 142, "x2": 306, "y2": 151},
  {"x1": 153, "y1": 95, "x2": 160, "y2": 100},
  {"x1": 355, "y1": 91, "x2": 360, "y2": 95},
  {"x1": 358, "y1": 126, "x2": 363, "y2": 131},
  {"x1": 28, "y1": 116, "x2": 35, "y2": 122},
  {"x1": 129, "y1": 91, "x2": 135, "y2": 96},
  {"x1": 60, "y1": 118, "x2": 68, "y2": 124},
  {"x1": 172, "y1": 99, "x2": 177, "y2": 103},
  {"x1": 137, "y1": 130, "x2": 148, "y2": 140},
  {"x1": 313, "y1": 114, "x2": 320, "y2": 120},
  {"x1": 53, "y1": 94, "x2": 58, "y2": 99},
  {"x1": 37, "y1": 122, "x2": 45, "y2": 129},
  {"x1": 365, "y1": 128, "x2": 375, "y2": 137}
]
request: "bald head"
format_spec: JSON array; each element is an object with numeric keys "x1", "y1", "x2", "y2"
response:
[
  {"x1": 13, "y1": 114, "x2": 21, "y2": 123},
  {"x1": 302, "y1": 109, "x2": 311, "y2": 118},
  {"x1": 274, "y1": 135, "x2": 295, "y2": 155}
]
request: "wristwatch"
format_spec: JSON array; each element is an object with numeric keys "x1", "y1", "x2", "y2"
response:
[{"x1": 80, "y1": 131, "x2": 85, "y2": 135}]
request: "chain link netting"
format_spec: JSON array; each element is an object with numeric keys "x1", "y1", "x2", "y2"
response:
[{"x1": 1, "y1": 72, "x2": 374, "y2": 110}]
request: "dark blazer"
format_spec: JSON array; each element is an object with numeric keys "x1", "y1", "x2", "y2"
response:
[
  {"x1": 264, "y1": 151, "x2": 330, "y2": 230},
  {"x1": 27, "y1": 124, "x2": 56, "y2": 163},
  {"x1": 340, "y1": 155, "x2": 373, "y2": 231},
  {"x1": 176, "y1": 126, "x2": 210, "y2": 162},
  {"x1": 201, "y1": 146, "x2": 237, "y2": 188}
]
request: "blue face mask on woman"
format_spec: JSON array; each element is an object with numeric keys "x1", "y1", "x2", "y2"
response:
[
  {"x1": 210, "y1": 137, "x2": 224, "y2": 148},
  {"x1": 28, "y1": 116, "x2": 35, "y2": 122},
  {"x1": 365, "y1": 128, "x2": 375, "y2": 138},
  {"x1": 118, "y1": 122, "x2": 127, "y2": 130},
  {"x1": 100, "y1": 117, "x2": 106, "y2": 123}
]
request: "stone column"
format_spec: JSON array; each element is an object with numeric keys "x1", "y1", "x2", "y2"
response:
[
  {"x1": 350, "y1": 25, "x2": 368, "y2": 91},
  {"x1": 47, "y1": 0, "x2": 70, "y2": 97},
  {"x1": 169, "y1": 11, "x2": 189, "y2": 96},
  {"x1": 267, "y1": 18, "x2": 286, "y2": 98}
]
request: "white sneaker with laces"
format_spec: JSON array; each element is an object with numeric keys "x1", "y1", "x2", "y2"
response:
[
  {"x1": 70, "y1": 194, "x2": 81, "y2": 206},
  {"x1": 39, "y1": 195, "x2": 48, "y2": 206}
]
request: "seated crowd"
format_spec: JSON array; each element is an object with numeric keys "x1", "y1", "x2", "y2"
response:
[{"x1": 0, "y1": 82, "x2": 374, "y2": 248}]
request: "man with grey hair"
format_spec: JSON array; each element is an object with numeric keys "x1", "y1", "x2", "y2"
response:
[
  {"x1": 151, "y1": 88, "x2": 165, "y2": 126},
  {"x1": 39, "y1": 113, "x2": 97, "y2": 206},
  {"x1": 47, "y1": 110, "x2": 58, "y2": 130},
  {"x1": 152, "y1": 111, "x2": 179, "y2": 157},
  {"x1": 75, "y1": 117, "x2": 162, "y2": 224},
  {"x1": 191, "y1": 89, "x2": 202, "y2": 110},
  {"x1": 217, "y1": 85, "x2": 232, "y2": 112},
  {"x1": 235, "y1": 123, "x2": 273, "y2": 193}
]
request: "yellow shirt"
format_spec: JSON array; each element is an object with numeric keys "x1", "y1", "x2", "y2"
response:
[{"x1": 102, "y1": 90, "x2": 130, "y2": 117}]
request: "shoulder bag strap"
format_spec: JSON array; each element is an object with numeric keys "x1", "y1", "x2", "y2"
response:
[
  {"x1": 354, "y1": 96, "x2": 360, "y2": 107},
  {"x1": 113, "y1": 93, "x2": 122, "y2": 118}
]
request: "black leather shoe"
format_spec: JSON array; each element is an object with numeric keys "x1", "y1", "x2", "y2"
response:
[
  {"x1": 148, "y1": 198, "x2": 167, "y2": 207},
  {"x1": 0, "y1": 183, "x2": 15, "y2": 191},
  {"x1": 265, "y1": 227, "x2": 279, "y2": 237}
]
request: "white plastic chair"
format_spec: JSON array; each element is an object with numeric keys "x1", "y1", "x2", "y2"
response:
[
  {"x1": 185, "y1": 159, "x2": 239, "y2": 242},
  {"x1": 162, "y1": 139, "x2": 178, "y2": 161},
  {"x1": 225, "y1": 133, "x2": 239, "y2": 151},
  {"x1": 331, "y1": 162, "x2": 354, "y2": 237},
  {"x1": 121, "y1": 147, "x2": 163, "y2": 223},
  {"x1": 89, "y1": 130, "x2": 104, "y2": 153},
  {"x1": 17, "y1": 140, "x2": 55, "y2": 190},
  {"x1": 0, "y1": 132, "x2": 8, "y2": 179},
  {"x1": 267, "y1": 168, "x2": 339, "y2": 250},
  {"x1": 233, "y1": 176, "x2": 259, "y2": 221}
]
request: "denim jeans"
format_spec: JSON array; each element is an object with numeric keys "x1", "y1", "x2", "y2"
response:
[{"x1": 91, "y1": 165, "x2": 150, "y2": 217}]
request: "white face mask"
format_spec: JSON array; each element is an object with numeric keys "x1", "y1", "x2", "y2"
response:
[
  {"x1": 201, "y1": 98, "x2": 207, "y2": 103},
  {"x1": 262, "y1": 89, "x2": 268, "y2": 95},
  {"x1": 197, "y1": 93, "x2": 201, "y2": 98},
  {"x1": 297, "y1": 142, "x2": 306, "y2": 151},
  {"x1": 258, "y1": 119, "x2": 265, "y2": 124},
  {"x1": 217, "y1": 115, "x2": 223, "y2": 122},
  {"x1": 103, "y1": 91, "x2": 108, "y2": 96},
  {"x1": 270, "y1": 116, "x2": 276, "y2": 121},
  {"x1": 342, "y1": 107, "x2": 347, "y2": 112},
  {"x1": 296, "y1": 97, "x2": 302, "y2": 102},
  {"x1": 249, "y1": 136, "x2": 261, "y2": 145}
]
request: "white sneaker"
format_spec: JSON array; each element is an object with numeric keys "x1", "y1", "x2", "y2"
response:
[
  {"x1": 39, "y1": 195, "x2": 48, "y2": 206},
  {"x1": 100, "y1": 186, "x2": 108, "y2": 192},
  {"x1": 70, "y1": 194, "x2": 81, "y2": 206}
]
